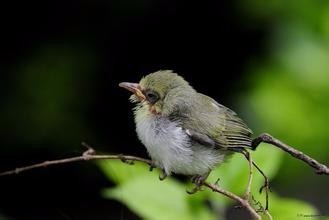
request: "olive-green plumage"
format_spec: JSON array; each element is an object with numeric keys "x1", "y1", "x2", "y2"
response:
[
  {"x1": 139, "y1": 70, "x2": 253, "y2": 149},
  {"x1": 120, "y1": 70, "x2": 252, "y2": 179}
]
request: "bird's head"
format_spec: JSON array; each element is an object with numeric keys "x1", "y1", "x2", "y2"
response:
[{"x1": 119, "y1": 70, "x2": 195, "y2": 116}]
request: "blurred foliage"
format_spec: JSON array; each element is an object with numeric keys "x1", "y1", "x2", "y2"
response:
[
  {"x1": 99, "y1": 142, "x2": 317, "y2": 219},
  {"x1": 1, "y1": 43, "x2": 96, "y2": 150},
  {"x1": 99, "y1": 0, "x2": 328, "y2": 219},
  {"x1": 100, "y1": 161, "x2": 216, "y2": 220},
  {"x1": 207, "y1": 143, "x2": 282, "y2": 206},
  {"x1": 238, "y1": 0, "x2": 329, "y2": 37},
  {"x1": 240, "y1": 0, "x2": 329, "y2": 186},
  {"x1": 0, "y1": 214, "x2": 10, "y2": 220}
]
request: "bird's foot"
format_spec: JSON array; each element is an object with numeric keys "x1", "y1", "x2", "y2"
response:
[
  {"x1": 191, "y1": 174, "x2": 207, "y2": 185},
  {"x1": 186, "y1": 174, "x2": 207, "y2": 194},
  {"x1": 159, "y1": 170, "x2": 167, "y2": 181}
]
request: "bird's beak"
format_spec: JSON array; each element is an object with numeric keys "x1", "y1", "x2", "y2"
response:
[{"x1": 119, "y1": 82, "x2": 146, "y2": 101}]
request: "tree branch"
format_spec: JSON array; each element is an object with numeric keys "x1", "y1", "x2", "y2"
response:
[
  {"x1": 1, "y1": 133, "x2": 328, "y2": 219},
  {"x1": 0, "y1": 143, "x2": 262, "y2": 219},
  {"x1": 0, "y1": 145, "x2": 153, "y2": 177},
  {"x1": 204, "y1": 182, "x2": 261, "y2": 220},
  {"x1": 252, "y1": 133, "x2": 329, "y2": 175}
]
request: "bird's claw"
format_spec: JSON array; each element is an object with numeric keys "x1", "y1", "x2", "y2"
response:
[
  {"x1": 191, "y1": 174, "x2": 206, "y2": 185},
  {"x1": 186, "y1": 174, "x2": 207, "y2": 194},
  {"x1": 159, "y1": 170, "x2": 167, "y2": 181}
]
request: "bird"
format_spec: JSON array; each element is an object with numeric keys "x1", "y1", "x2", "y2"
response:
[{"x1": 119, "y1": 70, "x2": 253, "y2": 190}]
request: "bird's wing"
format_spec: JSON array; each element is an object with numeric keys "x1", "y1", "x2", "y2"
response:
[
  {"x1": 184, "y1": 129, "x2": 216, "y2": 147},
  {"x1": 180, "y1": 93, "x2": 253, "y2": 149}
]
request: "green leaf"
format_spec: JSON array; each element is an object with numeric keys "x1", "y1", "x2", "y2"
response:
[
  {"x1": 103, "y1": 175, "x2": 186, "y2": 220},
  {"x1": 207, "y1": 153, "x2": 250, "y2": 204},
  {"x1": 262, "y1": 193, "x2": 318, "y2": 220},
  {"x1": 99, "y1": 161, "x2": 217, "y2": 220},
  {"x1": 207, "y1": 143, "x2": 283, "y2": 205},
  {"x1": 250, "y1": 143, "x2": 283, "y2": 194}
]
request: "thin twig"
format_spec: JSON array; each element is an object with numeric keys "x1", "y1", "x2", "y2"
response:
[
  {"x1": 252, "y1": 133, "x2": 329, "y2": 175},
  {"x1": 252, "y1": 196, "x2": 273, "y2": 220},
  {"x1": 240, "y1": 150, "x2": 271, "y2": 211},
  {"x1": 242, "y1": 150, "x2": 253, "y2": 200},
  {"x1": 204, "y1": 182, "x2": 261, "y2": 220},
  {"x1": 240, "y1": 150, "x2": 272, "y2": 219},
  {"x1": 0, "y1": 148, "x2": 152, "y2": 177},
  {"x1": 251, "y1": 161, "x2": 271, "y2": 210}
]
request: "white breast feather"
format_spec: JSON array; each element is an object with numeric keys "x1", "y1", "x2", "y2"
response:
[{"x1": 134, "y1": 106, "x2": 225, "y2": 176}]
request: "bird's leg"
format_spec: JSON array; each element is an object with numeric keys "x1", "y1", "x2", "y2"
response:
[
  {"x1": 187, "y1": 172, "x2": 210, "y2": 194},
  {"x1": 159, "y1": 169, "x2": 168, "y2": 181}
]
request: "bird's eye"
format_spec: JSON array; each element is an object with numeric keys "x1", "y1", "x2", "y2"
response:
[{"x1": 145, "y1": 91, "x2": 159, "y2": 104}]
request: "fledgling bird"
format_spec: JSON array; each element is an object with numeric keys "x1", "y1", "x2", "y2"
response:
[{"x1": 119, "y1": 70, "x2": 253, "y2": 188}]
